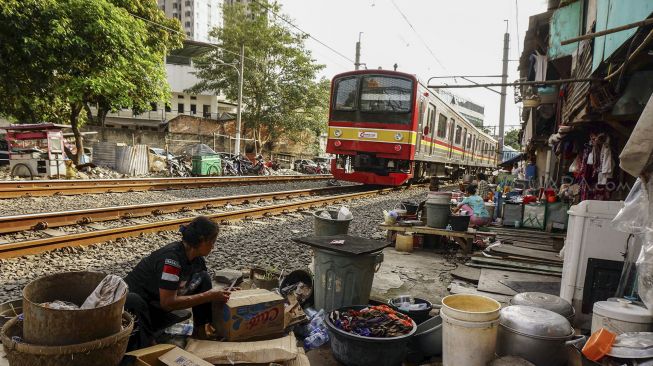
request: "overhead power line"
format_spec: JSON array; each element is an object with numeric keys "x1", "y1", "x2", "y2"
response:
[
  {"x1": 249, "y1": 0, "x2": 355, "y2": 64},
  {"x1": 389, "y1": 0, "x2": 446, "y2": 70}
]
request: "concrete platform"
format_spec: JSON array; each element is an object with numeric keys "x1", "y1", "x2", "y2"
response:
[{"x1": 371, "y1": 247, "x2": 460, "y2": 307}]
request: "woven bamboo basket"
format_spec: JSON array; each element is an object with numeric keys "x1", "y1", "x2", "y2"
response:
[{"x1": 1, "y1": 312, "x2": 133, "y2": 366}]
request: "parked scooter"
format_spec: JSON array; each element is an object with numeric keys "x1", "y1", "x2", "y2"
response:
[{"x1": 234, "y1": 154, "x2": 270, "y2": 175}]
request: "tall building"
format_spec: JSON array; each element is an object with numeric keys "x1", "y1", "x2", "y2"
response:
[
  {"x1": 158, "y1": 0, "x2": 223, "y2": 43},
  {"x1": 436, "y1": 90, "x2": 485, "y2": 128}
]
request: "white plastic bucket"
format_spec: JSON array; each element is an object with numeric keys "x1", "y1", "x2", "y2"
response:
[
  {"x1": 440, "y1": 309, "x2": 499, "y2": 366},
  {"x1": 441, "y1": 294, "x2": 501, "y2": 322}
]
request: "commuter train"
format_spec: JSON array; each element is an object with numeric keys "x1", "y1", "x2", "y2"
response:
[{"x1": 326, "y1": 70, "x2": 498, "y2": 186}]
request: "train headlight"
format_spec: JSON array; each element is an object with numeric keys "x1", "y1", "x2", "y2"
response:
[
  {"x1": 394, "y1": 132, "x2": 403, "y2": 141},
  {"x1": 334, "y1": 129, "x2": 342, "y2": 137},
  {"x1": 334, "y1": 140, "x2": 342, "y2": 147},
  {"x1": 394, "y1": 144, "x2": 402, "y2": 152}
]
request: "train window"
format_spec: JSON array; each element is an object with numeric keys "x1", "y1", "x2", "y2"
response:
[
  {"x1": 437, "y1": 114, "x2": 447, "y2": 138},
  {"x1": 467, "y1": 133, "x2": 472, "y2": 148},
  {"x1": 454, "y1": 125, "x2": 462, "y2": 144},
  {"x1": 360, "y1": 76, "x2": 412, "y2": 113},
  {"x1": 333, "y1": 77, "x2": 358, "y2": 110}
]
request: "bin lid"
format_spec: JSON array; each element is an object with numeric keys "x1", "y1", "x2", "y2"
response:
[
  {"x1": 593, "y1": 299, "x2": 653, "y2": 323},
  {"x1": 292, "y1": 235, "x2": 388, "y2": 255}
]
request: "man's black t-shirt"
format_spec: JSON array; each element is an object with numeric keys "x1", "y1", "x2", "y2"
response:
[{"x1": 124, "y1": 241, "x2": 207, "y2": 304}]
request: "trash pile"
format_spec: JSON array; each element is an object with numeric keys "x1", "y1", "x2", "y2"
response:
[{"x1": 330, "y1": 305, "x2": 414, "y2": 338}]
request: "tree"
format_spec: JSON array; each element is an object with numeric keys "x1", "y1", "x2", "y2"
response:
[
  {"x1": 0, "y1": 0, "x2": 182, "y2": 163},
  {"x1": 191, "y1": 1, "x2": 328, "y2": 151},
  {"x1": 504, "y1": 129, "x2": 522, "y2": 150}
]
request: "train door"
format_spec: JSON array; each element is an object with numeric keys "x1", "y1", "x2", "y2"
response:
[{"x1": 416, "y1": 98, "x2": 425, "y2": 156}]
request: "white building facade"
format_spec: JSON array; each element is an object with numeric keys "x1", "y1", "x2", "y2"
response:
[{"x1": 158, "y1": 0, "x2": 223, "y2": 43}]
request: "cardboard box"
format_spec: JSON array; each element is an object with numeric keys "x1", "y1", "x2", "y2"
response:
[
  {"x1": 158, "y1": 347, "x2": 213, "y2": 366},
  {"x1": 126, "y1": 345, "x2": 213, "y2": 366},
  {"x1": 213, "y1": 289, "x2": 285, "y2": 341},
  {"x1": 185, "y1": 332, "x2": 298, "y2": 365},
  {"x1": 125, "y1": 345, "x2": 180, "y2": 366}
]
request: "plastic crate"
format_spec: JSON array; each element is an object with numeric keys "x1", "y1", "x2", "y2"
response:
[{"x1": 523, "y1": 203, "x2": 546, "y2": 230}]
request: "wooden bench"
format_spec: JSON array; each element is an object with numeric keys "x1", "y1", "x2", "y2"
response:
[{"x1": 380, "y1": 223, "x2": 495, "y2": 254}]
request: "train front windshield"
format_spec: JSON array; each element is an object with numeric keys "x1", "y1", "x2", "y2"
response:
[{"x1": 331, "y1": 75, "x2": 414, "y2": 124}]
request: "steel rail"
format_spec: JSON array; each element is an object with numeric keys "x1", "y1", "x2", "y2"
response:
[
  {"x1": 0, "y1": 175, "x2": 332, "y2": 199},
  {"x1": 0, "y1": 186, "x2": 360, "y2": 234},
  {"x1": 0, "y1": 187, "x2": 399, "y2": 259}
]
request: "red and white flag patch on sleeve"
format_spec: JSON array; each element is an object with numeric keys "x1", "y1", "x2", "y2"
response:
[{"x1": 161, "y1": 259, "x2": 181, "y2": 282}]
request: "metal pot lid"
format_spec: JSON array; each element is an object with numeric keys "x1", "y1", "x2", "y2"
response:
[
  {"x1": 607, "y1": 332, "x2": 653, "y2": 359},
  {"x1": 500, "y1": 305, "x2": 573, "y2": 339},
  {"x1": 510, "y1": 292, "x2": 574, "y2": 318},
  {"x1": 593, "y1": 299, "x2": 653, "y2": 323}
]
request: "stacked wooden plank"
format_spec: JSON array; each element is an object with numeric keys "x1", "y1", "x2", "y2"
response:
[{"x1": 448, "y1": 227, "x2": 565, "y2": 304}]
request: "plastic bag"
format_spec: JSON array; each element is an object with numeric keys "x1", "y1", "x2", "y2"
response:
[
  {"x1": 612, "y1": 179, "x2": 651, "y2": 235},
  {"x1": 338, "y1": 206, "x2": 353, "y2": 220},
  {"x1": 612, "y1": 177, "x2": 653, "y2": 310},
  {"x1": 318, "y1": 210, "x2": 332, "y2": 220},
  {"x1": 383, "y1": 210, "x2": 397, "y2": 225},
  {"x1": 302, "y1": 309, "x2": 329, "y2": 350}
]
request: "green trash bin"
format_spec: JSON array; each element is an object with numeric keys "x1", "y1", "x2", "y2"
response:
[{"x1": 191, "y1": 155, "x2": 222, "y2": 176}]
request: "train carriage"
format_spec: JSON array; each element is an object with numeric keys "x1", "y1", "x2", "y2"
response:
[{"x1": 326, "y1": 69, "x2": 498, "y2": 186}]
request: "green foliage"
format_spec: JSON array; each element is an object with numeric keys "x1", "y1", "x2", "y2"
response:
[
  {"x1": 0, "y1": 0, "x2": 182, "y2": 162},
  {"x1": 191, "y1": 1, "x2": 328, "y2": 150},
  {"x1": 504, "y1": 129, "x2": 522, "y2": 150}
]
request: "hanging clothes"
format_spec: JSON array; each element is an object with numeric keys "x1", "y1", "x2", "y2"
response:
[
  {"x1": 534, "y1": 53, "x2": 548, "y2": 82},
  {"x1": 599, "y1": 136, "x2": 614, "y2": 185}
]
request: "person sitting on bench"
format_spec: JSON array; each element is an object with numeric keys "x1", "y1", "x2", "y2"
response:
[{"x1": 453, "y1": 184, "x2": 491, "y2": 227}]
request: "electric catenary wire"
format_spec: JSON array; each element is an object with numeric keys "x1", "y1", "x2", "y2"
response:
[
  {"x1": 389, "y1": 0, "x2": 446, "y2": 71},
  {"x1": 249, "y1": 0, "x2": 355, "y2": 64}
]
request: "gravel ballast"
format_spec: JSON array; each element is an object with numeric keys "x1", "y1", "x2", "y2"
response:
[{"x1": 0, "y1": 186, "x2": 428, "y2": 303}]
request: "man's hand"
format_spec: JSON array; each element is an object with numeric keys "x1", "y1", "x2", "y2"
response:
[{"x1": 210, "y1": 289, "x2": 231, "y2": 303}]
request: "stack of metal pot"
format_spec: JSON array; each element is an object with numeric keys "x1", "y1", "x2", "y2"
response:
[
  {"x1": 495, "y1": 305, "x2": 580, "y2": 366},
  {"x1": 495, "y1": 292, "x2": 581, "y2": 366}
]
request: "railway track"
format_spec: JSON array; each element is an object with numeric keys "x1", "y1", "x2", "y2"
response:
[
  {"x1": 0, "y1": 175, "x2": 332, "y2": 199},
  {"x1": 0, "y1": 185, "x2": 404, "y2": 259},
  {"x1": 0, "y1": 186, "x2": 358, "y2": 234}
]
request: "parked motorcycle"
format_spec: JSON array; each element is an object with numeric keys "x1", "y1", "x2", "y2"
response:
[
  {"x1": 168, "y1": 156, "x2": 191, "y2": 177},
  {"x1": 233, "y1": 154, "x2": 270, "y2": 176}
]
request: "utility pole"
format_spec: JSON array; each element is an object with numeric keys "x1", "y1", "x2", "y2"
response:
[
  {"x1": 235, "y1": 44, "x2": 244, "y2": 156},
  {"x1": 498, "y1": 21, "x2": 510, "y2": 160},
  {"x1": 355, "y1": 32, "x2": 363, "y2": 70}
]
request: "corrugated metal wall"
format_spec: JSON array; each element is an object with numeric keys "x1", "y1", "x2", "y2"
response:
[
  {"x1": 92, "y1": 142, "x2": 119, "y2": 168},
  {"x1": 115, "y1": 145, "x2": 149, "y2": 176}
]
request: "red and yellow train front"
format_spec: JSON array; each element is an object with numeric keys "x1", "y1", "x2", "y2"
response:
[{"x1": 326, "y1": 71, "x2": 417, "y2": 186}]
